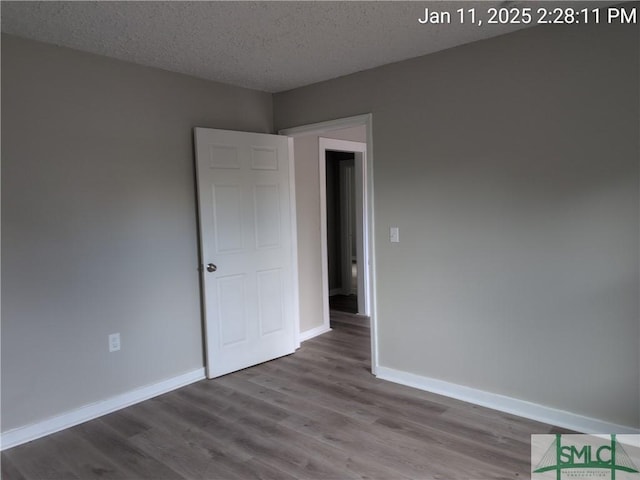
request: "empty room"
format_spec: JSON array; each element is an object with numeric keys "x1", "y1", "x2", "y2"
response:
[{"x1": 1, "y1": 1, "x2": 639, "y2": 479}]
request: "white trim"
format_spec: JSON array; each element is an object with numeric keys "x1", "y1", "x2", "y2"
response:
[
  {"x1": 318, "y1": 140, "x2": 332, "y2": 338},
  {"x1": 280, "y1": 114, "x2": 378, "y2": 376},
  {"x1": 299, "y1": 324, "x2": 332, "y2": 342},
  {"x1": 280, "y1": 114, "x2": 371, "y2": 138},
  {"x1": 288, "y1": 136, "x2": 302, "y2": 350},
  {"x1": 1, "y1": 368, "x2": 206, "y2": 451},
  {"x1": 353, "y1": 149, "x2": 367, "y2": 315},
  {"x1": 364, "y1": 117, "x2": 378, "y2": 375},
  {"x1": 376, "y1": 366, "x2": 640, "y2": 435}
]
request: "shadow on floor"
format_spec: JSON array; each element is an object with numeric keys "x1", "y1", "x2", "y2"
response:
[{"x1": 329, "y1": 294, "x2": 357, "y2": 314}]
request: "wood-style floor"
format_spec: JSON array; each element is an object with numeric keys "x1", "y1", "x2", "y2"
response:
[
  {"x1": 329, "y1": 294, "x2": 358, "y2": 314},
  {"x1": 2, "y1": 311, "x2": 564, "y2": 479}
]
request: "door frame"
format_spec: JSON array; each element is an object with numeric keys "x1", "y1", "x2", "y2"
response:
[{"x1": 279, "y1": 114, "x2": 378, "y2": 374}]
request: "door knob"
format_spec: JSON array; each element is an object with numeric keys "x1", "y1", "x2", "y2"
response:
[{"x1": 206, "y1": 263, "x2": 217, "y2": 273}]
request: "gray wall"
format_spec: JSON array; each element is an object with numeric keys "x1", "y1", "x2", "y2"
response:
[
  {"x1": 1, "y1": 35, "x2": 273, "y2": 432},
  {"x1": 291, "y1": 135, "x2": 324, "y2": 334},
  {"x1": 276, "y1": 22, "x2": 640, "y2": 428}
]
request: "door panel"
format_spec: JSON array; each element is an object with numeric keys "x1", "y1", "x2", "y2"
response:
[
  {"x1": 195, "y1": 128, "x2": 297, "y2": 379},
  {"x1": 254, "y1": 184, "x2": 281, "y2": 248},
  {"x1": 213, "y1": 185, "x2": 243, "y2": 252},
  {"x1": 257, "y1": 268, "x2": 284, "y2": 335}
]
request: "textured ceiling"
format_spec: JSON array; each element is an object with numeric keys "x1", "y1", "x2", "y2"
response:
[{"x1": 0, "y1": 1, "x2": 613, "y2": 93}]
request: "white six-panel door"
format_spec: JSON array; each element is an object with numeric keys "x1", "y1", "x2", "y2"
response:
[{"x1": 194, "y1": 128, "x2": 297, "y2": 379}]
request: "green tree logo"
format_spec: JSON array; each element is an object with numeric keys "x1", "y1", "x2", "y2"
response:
[{"x1": 533, "y1": 434, "x2": 639, "y2": 480}]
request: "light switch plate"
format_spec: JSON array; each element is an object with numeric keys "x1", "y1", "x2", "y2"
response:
[
  {"x1": 109, "y1": 333, "x2": 121, "y2": 352},
  {"x1": 390, "y1": 227, "x2": 399, "y2": 243}
]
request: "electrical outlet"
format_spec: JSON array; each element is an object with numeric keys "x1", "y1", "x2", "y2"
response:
[{"x1": 109, "y1": 333, "x2": 121, "y2": 352}]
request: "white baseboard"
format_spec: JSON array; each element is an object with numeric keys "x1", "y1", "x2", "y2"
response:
[
  {"x1": 299, "y1": 324, "x2": 332, "y2": 342},
  {"x1": 375, "y1": 366, "x2": 639, "y2": 435},
  {"x1": 1, "y1": 367, "x2": 206, "y2": 451}
]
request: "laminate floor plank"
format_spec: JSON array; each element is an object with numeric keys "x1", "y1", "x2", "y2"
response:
[
  {"x1": 272, "y1": 353, "x2": 534, "y2": 474},
  {"x1": 181, "y1": 381, "x2": 291, "y2": 424},
  {"x1": 274, "y1": 354, "x2": 449, "y2": 417},
  {"x1": 329, "y1": 311, "x2": 370, "y2": 327},
  {"x1": 72, "y1": 418, "x2": 184, "y2": 480},
  {"x1": 239, "y1": 366, "x2": 523, "y2": 478},
  {"x1": 99, "y1": 408, "x2": 153, "y2": 439},
  {"x1": 250, "y1": 362, "x2": 453, "y2": 430},
  {"x1": 159, "y1": 386, "x2": 363, "y2": 480},
  {"x1": 285, "y1": 345, "x2": 372, "y2": 373},
  {"x1": 239, "y1": 458, "x2": 300, "y2": 480},
  {"x1": 0, "y1": 452, "x2": 27, "y2": 480},
  {"x1": 438, "y1": 404, "x2": 551, "y2": 439},
  {"x1": 1, "y1": 311, "x2": 560, "y2": 479},
  {"x1": 127, "y1": 420, "x2": 248, "y2": 480},
  {"x1": 144, "y1": 394, "x2": 255, "y2": 462},
  {"x1": 263, "y1": 371, "x2": 520, "y2": 479},
  {"x1": 279, "y1": 406, "x2": 510, "y2": 480},
  {"x1": 43, "y1": 428, "x2": 134, "y2": 480},
  {"x1": 296, "y1": 343, "x2": 369, "y2": 365},
  {"x1": 247, "y1": 370, "x2": 382, "y2": 425},
  {"x1": 0, "y1": 432, "x2": 82, "y2": 480},
  {"x1": 373, "y1": 415, "x2": 531, "y2": 475},
  {"x1": 312, "y1": 326, "x2": 371, "y2": 346},
  {"x1": 191, "y1": 378, "x2": 423, "y2": 479},
  {"x1": 172, "y1": 385, "x2": 366, "y2": 480},
  {"x1": 102, "y1": 399, "x2": 251, "y2": 480},
  {"x1": 301, "y1": 338, "x2": 370, "y2": 363},
  {"x1": 208, "y1": 375, "x2": 417, "y2": 480},
  {"x1": 213, "y1": 373, "x2": 366, "y2": 426},
  {"x1": 306, "y1": 330, "x2": 553, "y2": 441}
]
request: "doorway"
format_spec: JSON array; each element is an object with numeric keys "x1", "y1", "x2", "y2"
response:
[
  {"x1": 280, "y1": 114, "x2": 378, "y2": 374},
  {"x1": 326, "y1": 150, "x2": 357, "y2": 314},
  {"x1": 321, "y1": 141, "x2": 367, "y2": 317}
]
